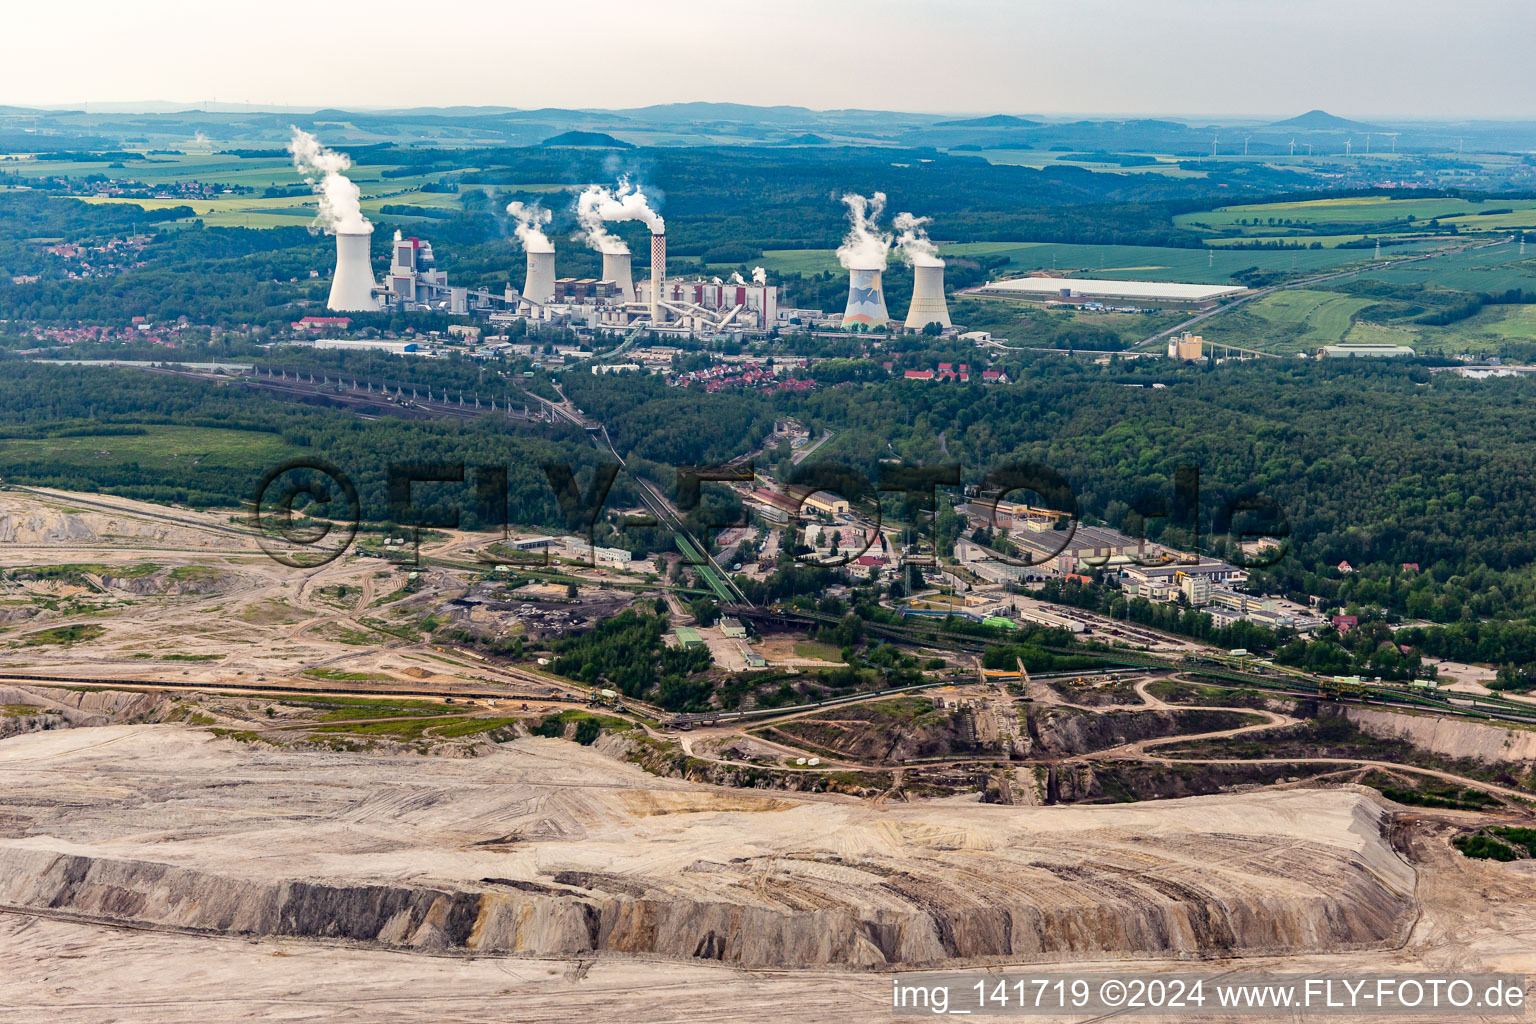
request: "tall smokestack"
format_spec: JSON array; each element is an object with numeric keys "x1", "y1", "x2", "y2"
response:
[
  {"x1": 904, "y1": 262, "x2": 951, "y2": 330},
  {"x1": 523, "y1": 249, "x2": 555, "y2": 304},
  {"x1": 602, "y1": 248, "x2": 635, "y2": 302},
  {"x1": 328, "y1": 230, "x2": 379, "y2": 312},
  {"x1": 842, "y1": 267, "x2": 889, "y2": 328},
  {"x1": 650, "y1": 232, "x2": 666, "y2": 323}
]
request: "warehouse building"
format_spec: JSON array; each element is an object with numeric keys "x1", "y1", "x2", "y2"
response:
[
  {"x1": 1318, "y1": 344, "x2": 1416, "y2": 358},
  {"x1": 968, "y1": 276, "x2": 1244, "y2": 311}
]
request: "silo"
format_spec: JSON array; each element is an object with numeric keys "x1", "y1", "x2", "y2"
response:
[
  {"x1": 523, "y1": 247, "x2": 556, "y2": 304},
  {"x1": 904, "y1": 261, "x2": 952, "y2": 330},
  {"x1": 602, "y1": 249, "x2": 635, "y2": 302},
  {"x1": 842, "y1": 267, "x2": 889, "y2": 328},
  {"x1": 327, "y1": 230, "x2": 380, "y2": 312}
]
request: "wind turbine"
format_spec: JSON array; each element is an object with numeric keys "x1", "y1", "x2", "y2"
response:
[
  {"x1": 1364, "y1": 133, "x2": 1372, "y2": 154},
  {"x1": 1306, "y1": 143, "x2": 1313, "y2": 155},
  {"x1": 1289, "y1": 137, "x2": 1296, "y2": 156},
  {"x1": 1345, "y1": 138, "x2": 1353, "y2": 156},
  {"x1": 1211, "y1": 134, "x2": 1220, "y2": 157},
  {"x1": 1385, "y1": 131, "x2": 1399, "y2": 153},
  {"x1": 1243, "y1": 134, "x2": 1253, "y2": 155}
]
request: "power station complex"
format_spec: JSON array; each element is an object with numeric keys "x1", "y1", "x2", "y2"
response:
[{"x1": 323, "y1": 208, "x2": 953, "y2": 337}]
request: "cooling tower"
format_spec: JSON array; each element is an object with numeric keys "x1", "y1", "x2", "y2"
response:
[
  {"x1": 650, "y1": 232, "x2": 666, "y2": 323},
  {"x1": 327, "y1": 230, "x2": 380, "y2": 312},
  {"x1": 842, "y1": 267, "x2": 889, "y2": 328},
  {"x1": 602, "y1": 249, "x2": 635, "y2": 302},
  {"x1": 904, "y1": 261, "x2": 952, "y2": 330},
  {"x1": 523, "y1": 248, "x2": 556, "y2": 304}
]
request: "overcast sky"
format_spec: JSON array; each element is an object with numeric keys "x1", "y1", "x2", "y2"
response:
[{"x1": 8, "y1": 0, "x2": 1534, "y2": 119}]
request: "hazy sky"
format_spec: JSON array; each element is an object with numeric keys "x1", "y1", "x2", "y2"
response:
[{"x1": 9, "y1": 0, "x2": 1535, "y2": 118}]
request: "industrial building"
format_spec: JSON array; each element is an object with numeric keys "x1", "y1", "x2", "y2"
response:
[
  {"x1": 969, "y1": 276, "x2": 1245, "y2": 310},
  {"x1": 1167, "y1": 332, "x2": 1205, "y2": 360},
  {"x1": 1318, "y1": 344, "x2": 1416, "y2": 358},
  {"x1": 313, "y1": 190, "x2": 967, "y2": 339}
]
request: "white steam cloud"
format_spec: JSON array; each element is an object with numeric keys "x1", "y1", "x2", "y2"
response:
[
  {"x1": 894, "y1": 211, "x2": 943, "y2": 267},
  {"x1": 505, "y1": 201, "x2": 554, "y2": 253},
  {"x1": 836, "y1": 191, "x2": 891, "y2": 270},
  {"x1": 575, "y1": 178, "x2": 664, "y2": 254},
  {"x1": 288, "y1": 127, "x2": 370, "y2": 234},
  {"x1": 752, "y1": 266, "x2": 767, "y2": 285},
  {"x1": 728, "y1": 272, "x2": 744, "y2": 284}
]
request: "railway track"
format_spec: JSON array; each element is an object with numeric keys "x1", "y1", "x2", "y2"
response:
[{"x1": 0, "y1": 672, "x2": 579, "y2": 706}]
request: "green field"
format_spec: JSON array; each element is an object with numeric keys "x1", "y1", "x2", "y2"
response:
[
  {"x1": 949, "y1": 150, "x2": 1207, "y2": 178},
  {"x1": 1341, "y1": 303, "x2": 1536, "y2": 355},
  {"x1": 1, "y1": 152, "x2": 582, "y2": 228},
  {"x1": 1353, "y1": 239, "x2": 1536, "y2": 292},
  {"x1": 752, "y1": 241, "x2": 1393, "y2": 285},
  {"x1": 1177, "y1": 196, "x2": 1536, "y2": 235},
  {"x1": 1195, "y1": 288, "x2": 1378, "y2": 353},
  {"x1": 0, "y1": 425, "x2": 300, "y2": 473}
]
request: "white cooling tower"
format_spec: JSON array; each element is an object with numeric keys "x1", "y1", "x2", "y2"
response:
[
  {"x1": 842, "y1": 267, "x2": 889, "y2": 328},
  {"x1": 327, "y1": 230, "x2": 380, "y2": 312},
  {"x1": 602, "y1": 249, "x2": 635, "y2": 302},
  {"x1": 523, "y1": 248, "x2": 556, "y2": 304},
  {"x1": 904, "y1": 261, "x2": 952, "y2": 330}
]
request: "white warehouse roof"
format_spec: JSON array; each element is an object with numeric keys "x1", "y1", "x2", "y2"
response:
[{"x1": 978, "y1": 277, "x2": 1246, "y2": 301}]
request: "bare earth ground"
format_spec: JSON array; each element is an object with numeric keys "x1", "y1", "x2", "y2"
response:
[
  {"x1": 0, "y1": 729, "x2": 1532, "y2": 1022},
  {"x1": 0, "y1": 487, "x2": 617, "y2": 698},
  {"x1": 5, "y1": 489, "x2": 1536, "y2": 1021}
]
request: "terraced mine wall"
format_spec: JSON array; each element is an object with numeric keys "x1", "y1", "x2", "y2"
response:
[
  {"x1": 1347, "y1": 706, "x2": 1536, "y2": 762},
  {"x1": 0, "y1": 838, "x2": 1415, "y2": 969}
]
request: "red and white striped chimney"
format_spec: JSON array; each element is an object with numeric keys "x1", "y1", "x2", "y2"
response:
[{"x1": 650, "y1": 232, "x2": 666, "y2": 324}]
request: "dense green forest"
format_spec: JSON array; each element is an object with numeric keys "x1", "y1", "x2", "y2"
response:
[
  {"x1": 0, "y1": 362, "x2": 607, "y2": 532},
  {"x1": 745, "y1": 358, "x2": 1536, "y2": 623}
]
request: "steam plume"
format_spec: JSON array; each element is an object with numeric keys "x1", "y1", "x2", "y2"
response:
[
  {"x1": 505, "y1": 201, "x2": 554, "y2": 253},
  {"x1": 728, "y1": 272, "x2": 744, "y2": 284},
  {"x1": 836, "y1": 192, "x2": 890, "y2": 270},
  {"x1": 752, "y1": 266, "x2": 767, "y2": 285},
  {"x1": 575, "y1": 178, "x2": 664, "y2": 254},
  {"x1": 288, "y1": 127, "x2": 370, "y2": 234},
  {"x1": 894, "y1": 211, "x2": 943, "y2": 267}
]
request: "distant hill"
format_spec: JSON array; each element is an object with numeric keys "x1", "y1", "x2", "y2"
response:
[
  {"x1": 1270, "y1": 109, "x2": 1379, "y2": 131},
  {"x1": 935, "y1": 114, "x2": 1041, "y2": 128},
  {"x1": 778, "y1": 133, "x2": 828, "y2": 145},
  {"x1": 619, "y1": 102, "x2": 818, "y2": 124},
  {"x1": 540, "y1": 131, "x2": 633, "y2": 148}
]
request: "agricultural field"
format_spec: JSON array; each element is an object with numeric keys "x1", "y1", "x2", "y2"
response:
[
  {"x1": 1340, "y1": 303, "x2": 1536, "y2": 356},
  {"x1": 0, "y1": 152, "x2": 579, "y2": 229},
  {"x1": 1177, "y1": 196, "x2": 1536, "y2": 235},
  {"x1": 948, "y1": 149, "x2": 1208, "y2": 178},
  {"x1": 1352, "y1": 238, "x2": 1536, "y2": 293},
  {"x1": 1195, "y1": 288, "x2": 1378, "y2": 353},
  {"x1": 754, "y1": 241, "x2": 1395, "y2": 285}
]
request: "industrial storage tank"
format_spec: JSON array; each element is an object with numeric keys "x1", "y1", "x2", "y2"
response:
[
  {"x1": 327, "y1": 231, "x2": 380, "y2": 312},
  {"x1": 842, "y1": 267, "x2": 889, "y2": 328},
  {"x1": 904, "y1": 262, "x2": 952, "y2": 330}
]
